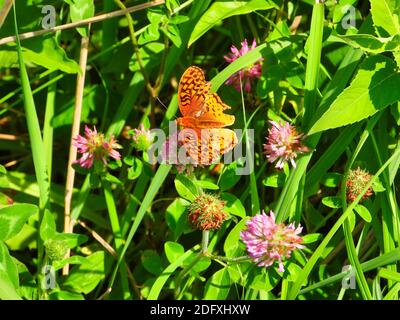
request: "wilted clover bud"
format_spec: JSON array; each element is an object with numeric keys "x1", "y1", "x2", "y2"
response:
[
  {"x1": 346, "y1": 167, "x2": 374, "y2": 203},
  {"x1": 44, "y1": 239, "x2": 69, "y2": 261},
  {"x1": 188, "y1": 193, "x2": 227, "y2": 231}
]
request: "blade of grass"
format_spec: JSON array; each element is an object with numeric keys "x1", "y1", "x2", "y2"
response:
[
  {"x1": 107, "y1": 164, "x2": 172, "y2": 291},
  {"x1": 13, "y1": 1, "x2": 50, "y2": 298},
  {"x1": 339, "y1": 116, "x2": 381, "y2": 300},
  {"x1": 299, "y1": 248, "x2": 400, "y2": 295},
  {"x1": 288, "y1": 147, "x2": 400, "y2": 299}
]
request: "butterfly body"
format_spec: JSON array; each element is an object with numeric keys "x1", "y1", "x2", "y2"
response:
[{"x1": 176, "y1": 66, "x2": 238, "y2": 165}]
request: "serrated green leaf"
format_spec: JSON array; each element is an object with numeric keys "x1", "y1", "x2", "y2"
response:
[
  {"x1": 309, "y1": 55, "x2": 400, "y2": 134},
  {"x1": 189, "y1": 0, "x2": 278, "y2": 46},
  {"x1": 370, "y1": 0, "x2": 400, "y2": 36}
]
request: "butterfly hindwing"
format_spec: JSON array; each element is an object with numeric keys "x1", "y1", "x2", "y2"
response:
[{"x1": 179, "y1": 128, "x2": 238, "y2": 165}]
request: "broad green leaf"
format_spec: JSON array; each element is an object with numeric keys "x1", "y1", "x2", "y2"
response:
[
  {"x1": 0, "y1": 36, "x2": 81, "y2": 73},
  {"x1": 370, "y1": 0, "x2": 400, "y2": 36},
  {"x1": 165, "y1": 198, "x2": 191, "y2": 240},
  {"x1": 65, "y1": 0, "x2": 95, "y2": 37},
  {"x1": 219, "y1": 162, "x2": 241, "y2": 191},
  {"x1": 262, "y1": 171, "x2": 287, "y2": 188},
  {"x1": 183, "y1": 254, "x2": 211, "y2": 273},
  {"x1": 246, "y1": 267, "x2": 280, "y2": 292},
  {"x1": 0, "y1": 274, "x2": 21, "y2": 300},
  {"x1": 0, "y1": 203, "x2": 38, "y2": 241},
  {"x1": 309, "y1": 55, "x2": 400, "y2": 134},
  {"x1": 188, "y1": 0, "x2": 277, "y2": 46},
  {"x1": 221, "y1": 192, "x2": 246, "y2": 218},
  {"x1": 204, "y1": 268, "x2": 231, "y2": 299},
  {"x1": 328, "y1": 34, "x2": 400, "y2": 53},
  {"x1": 354, "y1": 204, "x2": 372, "y2": 223},
  {"x1": 0, "y1": 242, "x2": 19, "y2": 289},
  {"x1": 224, "y1": 218, "x2": 247, "y2": 257},
  {"x1": 142, "y1": 250, "x2": 164, "y2": 276},
  {"x1": 164, "y1": 241, "x2": 184, "y2": 264},
  {"x1": 174, "y1": 174, "x2": 199, "y2": 201},
  {"x1": 321, "y1": 196, "x2": 342, "y2": 209},
  {"x1": 63, "y1": 251, "x2": 106, "y2": 294}
]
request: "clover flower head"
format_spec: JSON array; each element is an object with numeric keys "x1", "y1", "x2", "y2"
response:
[
  {"x1": 263, "y1": 120, "x2": 309, "y2": 169},
  {"x1": 240, "y1": 211, "x2": 304, "y2": 272},
  {"x1": 73, "y1": 125, "x2": 121, "y2": 169},
  {"x1": 224, "y1": 39, "x2": 263, "y2": 92}
]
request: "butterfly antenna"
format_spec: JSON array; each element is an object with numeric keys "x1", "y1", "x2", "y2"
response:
[
  {"x1": 155, "y1": 96, "x2": 178, "y2": 120},
  {"x1": 155, "y1": 96, "x2": 168, "y2": 110}
]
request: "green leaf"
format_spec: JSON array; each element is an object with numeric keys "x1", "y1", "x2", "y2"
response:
[
  {"x1": 0, "y1": 203, "x2": 38, "y2": 241},
  {"x1": 165, "y1": 198, "x2": 191, "y2": 240},
  {"x1": 161, "y1": 24, "x2": 182, "y2": 48},
  {"x1": 0, "y1": 274, "x2": 21, "y2": 300},
  {"x1": 322, "y1": 196, "x2": 342, "y2": 209},
  {"x1": 39, "y1": 209, "x2": 56, "y2": 242},
  {"x1": 262, "y1": 171, "x2": 287, "y2": 188},
  {"x1": 204, "y1": 268, "x2": 231, "y2": 299},
  {"x1": 127, "y1": 158, "x2": 143, "y2": 180},
  {"x1": 219, "y1": 162, "x2": 241, "y2": 191},
  {"x1": 221, "y1": 192, "x2": 246, "y2": 218},
  {"x1": 142, "y1": 250, "x2": 164, "y2": 276},
  {"x1": 224, "y1": 218, "x2": 247, "y2": 257},
  {"x1": 174, "y1": 174, "x2": 199, "y2": 201},
  {"x1": 195, "y1": 180, "x2": 219, "y2": 190},
  {"x1": 188, "y1": 0, "x2": 278, "y2": 46},
  {"x1": 309, "y1": 55, "x2": 400, "y2": 134},
  {"x1": 0, "y1": 242, "x2": 19, "y2": 289},
  {"x1": 370, "y1": 0, "x2": 400, "y2": 36},
  {"x1": 328, "y1": 34, "x2": 400, "y2": 53},
  {"x1": 65, "y1": 0, "x2": 94, "y2": 37},
  {"x1": 52, "y1": 255, "x2": 88, "y2": 271},
  {"x1": 52, "y1": 233, "x2": 88, "y2": 249},
  {"x1": 354, "y1": 204, "x2": 372, "y2": 223},
  {"x1": 63, "y1": 251, "x2": 106, "y2": 294},
  {"x1": 164, "y1": 241, "x2": 184, "y2": 264},
  {"x1": 321, "y1": 172, "x2": 342, "y2": 188},
  {"x1": 0, "y1": 165, "x2": 9, "y2": 188},
  {"x1": 302, "y1": 233, "x2": 322, "y2": 244},
  {"x1": 372, "y1": 179, "x2": 386, "y2": 193},
  {"x1": 246, "y1": 267, "x2": 280, "y2": 292},
  {"x1": 23, "y1": 36, "x2": 81, "y2": 73}
]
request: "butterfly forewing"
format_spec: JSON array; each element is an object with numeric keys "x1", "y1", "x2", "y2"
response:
[{"x1": 178, "y1": 66, "x2": 211, "y2": 117}]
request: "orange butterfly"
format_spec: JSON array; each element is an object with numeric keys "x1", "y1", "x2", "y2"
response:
[{"x1": 176, "y1": 66, "x2": 238, "y2": 165}]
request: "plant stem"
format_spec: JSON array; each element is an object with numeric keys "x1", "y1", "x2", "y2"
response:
[{"x1": 63, "y1": 30, "x2": 90, "y2": 275}]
